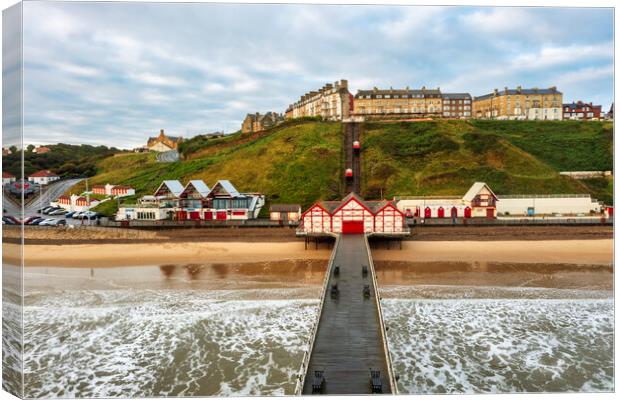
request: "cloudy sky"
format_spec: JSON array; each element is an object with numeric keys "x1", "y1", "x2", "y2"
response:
[{"x1": 13, "y1": 2, "x2": 615, "y2": 148}]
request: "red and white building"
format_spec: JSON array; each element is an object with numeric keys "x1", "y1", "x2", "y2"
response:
[
  {"x1": 54, "y1": 194, "x2": 102, "y2": 212},
  {"x1": 562, "y1": 101, "x2": 602, "y2": 120},
  {"x1": 92, "y1": 183, "x2": 135, "y2": 197},
  {"x1": 2, "y1": 171, "x2": 16, "y2": 186},
  {"x1": 299, "y1": 192, "x2": 407, "y2": 235},
  {"x1": 395, "y1": 182, "x2": 498, "y2": 219},
  {"x1": 116, "y1": 179, "x2": 265, "y2": 221},
  {"x1": 28, "y1": 170, "x2": 60, "y2": 185}
]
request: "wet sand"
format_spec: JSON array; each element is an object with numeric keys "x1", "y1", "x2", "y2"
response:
[
  {"x1": 375, "y1": 261, "x2": 613, "y2": 297},
  {"x1": 4, "y1": 238, "x2": 612, "y2": 268},
  {"x1": 6, "y1": 241, "x2": 331, "y2": 267},
  {"x1": 372, "y1": 240, "x2": 613, "y2": 265}
]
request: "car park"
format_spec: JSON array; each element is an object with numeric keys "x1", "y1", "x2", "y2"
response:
[
  {"x1": 49, "y1": 209, "x2": 68, "y2": 216},
  {"x1": 23, "y1": 216, "x2": 40, "y2": 224}
]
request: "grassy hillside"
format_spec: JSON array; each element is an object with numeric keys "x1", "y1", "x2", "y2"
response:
[
  {"x1": 70, "y1": 121, "x2": 343, "y2": 210},
  {"x1": 362, "y1": 120, "x2": 613, "y2": 203},
  {"x1": 71, "y1": 119, "x2": 613, "y2": 217}
]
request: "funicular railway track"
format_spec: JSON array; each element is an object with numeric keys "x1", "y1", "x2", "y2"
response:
[{"x1": 343, "y1": 122, "x2": 361, "y2": 194}]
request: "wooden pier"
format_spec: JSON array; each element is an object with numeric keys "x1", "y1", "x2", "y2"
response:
[{"x1": 301, "y1": 234, "x2": 395, "y2": 395}]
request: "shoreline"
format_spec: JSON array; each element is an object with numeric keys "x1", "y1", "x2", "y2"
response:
[{"x1": 4, "y1": 238, "x2": 613, "y2": 268}]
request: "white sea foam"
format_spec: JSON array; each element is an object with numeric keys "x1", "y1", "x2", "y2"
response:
[
  {"x1": 382, "y1": 298, "x2": 614, "y2": 394},
  {"x1": 23, "y1": 288, "x2": 319, "y2": 398}
]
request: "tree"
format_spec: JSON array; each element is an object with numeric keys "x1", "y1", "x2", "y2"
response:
[{"x1": 26, "y1": 144, "x2": 35, "y2": 153}]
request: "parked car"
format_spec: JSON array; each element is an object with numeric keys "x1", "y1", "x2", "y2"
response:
[
  {"x1": 49, "y1": 209, "x2": 68, "y2": 216},
  {"x1": 38, "y1": 218, "x2": 58, "y2": 226},
  {"x1": 42, "y1": 207, "x2": 60, "y2": 215},
  {"x1": 50, "y1": 219, "x2": 66, "y2": 226},
  {"x1": 29, "y1": 218, "x2": 45, "y2": 225},
  {"x1": 7, "y1": 216, "x2": 21, "y2": 224},
  {"x1": 75, "y1": 211, "x2": 101, "y2": 220},
  {"x1": 41, "y1": 206, "x2": 55, "y2": 214},
  {"x1": 65, "y1": 211, "x2": 76, "y2": 218},
  {"x1": 2, "y1": 216, "x2": 16, "y2": 225},
  {"x1": 23, "y1": 216, "x2": 40, "y2": 224}
]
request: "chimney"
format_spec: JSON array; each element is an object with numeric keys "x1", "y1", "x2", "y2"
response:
[
  {"x1": 516, "y1": 86, "x2": 522, "y2": 93},
  {"x1": 340, "y1": 79, "x2": 348, "y2": 88},
  {"x1": 550, "y1": 86, "x2": 557, "y2": 91},
  {"x1": 504, "y1": 86, "x2": 508, "y2": 94},
  {"x1": 406, "y1": 86, "x2": 409, "y2": 90},
  {"x1": 373, "y1": 87, "x2": 378, "y2": 92},
  {"x1": 160, "y1": 129, "x2": 164, "y2": 135},
  {"x1": 421, "y1": 86, "x2": 426, "y2": 91},
  {"x1": 494, "y1": 88, "x2": 499, "y2": 95}
]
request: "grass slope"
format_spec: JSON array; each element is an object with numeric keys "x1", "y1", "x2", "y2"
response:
[
  {"x1": 362, "y1": 120, "x2": 613, "y2": 203},
  {"x1": 70, "y1": 121, "x2": 343, "y2": 210},
  {"x1": 72, "y1": 119, "x2": 613, "y2": 217}
]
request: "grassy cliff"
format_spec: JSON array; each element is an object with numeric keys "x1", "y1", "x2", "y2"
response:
[
  {"x1": 362, "y1": 120, "x2": 612, "y2": 202},
  {"x1": 75, "y1": 119, "x2": 612, "y2": 217}
]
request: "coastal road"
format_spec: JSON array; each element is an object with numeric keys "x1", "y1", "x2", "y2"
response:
[
  {"x1": 303, "y1": 234, "x2": 391, "y2": 394},
  {"x1": 3, "y1": 178, "x2": 83, "y2": 218}
]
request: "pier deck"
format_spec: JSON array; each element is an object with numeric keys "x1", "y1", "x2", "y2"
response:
[{"x1": 302, "y1": 234, "x2": 392, "y2": 394}]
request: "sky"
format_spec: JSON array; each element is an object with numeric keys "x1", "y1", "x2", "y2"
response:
[{"x1": 8, "y1": 2, "x2": 616, "y2": 148}]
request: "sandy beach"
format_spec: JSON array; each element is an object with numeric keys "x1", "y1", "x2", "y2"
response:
[
  {"x1": 372, "y1": 239, "x2": 613, "y2": 265},
  {"x1": 9, "y1": 241, "x2": 331, "y2": 267},
  {"x1": 4, "y1": 238, "x2": 613, "y2": 267}
]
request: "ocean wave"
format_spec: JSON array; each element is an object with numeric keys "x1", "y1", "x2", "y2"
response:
[
  {"x1": 382, "y1": 298, "x2": 614, "y2": 394},
  {"x1": 23, "y1": 288, "x2": 319, "y2": 397}
]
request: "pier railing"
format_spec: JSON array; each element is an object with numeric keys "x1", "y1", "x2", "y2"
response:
[
  {"x1": 294, "y1": 234, "x2": 340, "y2": 396},
  {"x1": 364, "y1": 234, "x2": 399, "y2": 394}
]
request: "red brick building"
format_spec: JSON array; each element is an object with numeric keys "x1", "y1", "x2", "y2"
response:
[{"x1": 562, "y1": 101, "x2": 602, "y2": 120}]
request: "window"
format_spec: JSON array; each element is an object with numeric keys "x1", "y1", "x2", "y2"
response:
[
  {"x1": 385, "y1": 95, "x2": 391, "y2": 99},
  {"x1": 393, "y1": 95, "x2": 400, "y2": 99}
]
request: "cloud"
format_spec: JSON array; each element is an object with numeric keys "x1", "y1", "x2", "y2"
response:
[{"x1": 16, "y1": 2, "x2": 614, "y2": 149}]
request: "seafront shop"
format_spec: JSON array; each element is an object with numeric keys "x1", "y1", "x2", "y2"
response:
[{"x1": 394, "y1": 182, "x2": 606, "y2": 219}]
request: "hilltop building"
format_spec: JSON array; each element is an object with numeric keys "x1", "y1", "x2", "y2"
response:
[
  {"x1": 562, "y1": 101, "x2": 602, "y2": 120},
  {"x1": 286, "y1": 79, "x2": 352, "y2": 121},
  {"x1": 473, "y1": 86, "x2": 563, "y2": 120},
  {"x1": 352, "y1": 86, "x2": 443, "y2": 119},
  {"x1": 33, "y1": 145, "x2": 51, "y2": 154},
  {"x1": 299, "y1": 192, "x2": 406, "y2": 235},
  {"x1": 605, "y1": 103, "x2": 613, "y2": 120},
  {"x1": 442, "y1": 93, "x2": 472, "y2": 118},
  {"x1": 147, "y1": 129, "x2": 183, "y2": 152},
  {"x1": 2, "y1": 171, "x2": 16, "y2": 186},
  {"x1": 28, "y1": 170, "x2": 59, "y2": 185},
  {"x1": 241, "y1": 112, "x2": 283, "y2": 133}
]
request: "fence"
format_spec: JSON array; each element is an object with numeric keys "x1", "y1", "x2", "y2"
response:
[
  {"x1": 294, "y1": 234, "x2": 339, "y2": 396},
  {"x1": 408, "y1": 216, "x2": 612, "y2": 226},
  {"x1": 364, "y1": 235, "x2": 398, "y2": 394},
  {"x1": 100, "y1": 218, "x2": 299, "y2": 229}
]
